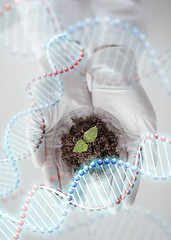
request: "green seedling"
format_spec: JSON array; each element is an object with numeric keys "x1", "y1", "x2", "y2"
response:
[{"x1": 73, "y1": 126, "x2": 98, "y2": 153}]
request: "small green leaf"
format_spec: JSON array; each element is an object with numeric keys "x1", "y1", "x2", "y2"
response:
[
  {"x1": 83, "y1": 126, "x2": 98, "y2": 143},
  {"x1": 73, "y1": 139, "x2": 88, "y2": 152}
]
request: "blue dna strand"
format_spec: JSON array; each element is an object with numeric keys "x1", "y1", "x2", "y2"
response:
[
  {"x1": 0, "y1": 0, "x2": 61, "y2": 57},
  {"x1": 47, "y1": 33, "x2": 86, "y2": 73},
  {"x1": 135, "y1": 133, "x2": 171, "y2": 180},
  {"x1": 0, "y1": 157, "x2": 19, "y2": 198},
  {"x1": 65, "y1": 17, "x2": 171, "y2": 95},
  {"x1": 3, "y1": 108, "x2": 45, "y2": 162},
  {"x1": 66, "y1": 158, "x2": 138, "y2": 211}
]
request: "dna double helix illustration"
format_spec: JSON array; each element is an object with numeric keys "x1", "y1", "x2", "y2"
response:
[
  {"x1": 0, "y1": 6, "x2": 171, "y2": 239},
  {"x1": 0, "y1": 158, "x2": 170, "y2": 239},
  {"x1": 136, "y1": 134, "x2": 171, "y2": 180},
  {"x1": 0, "y1": 157, "x2": 19, "y2": 197},
  {"x1": 65, "y1": 17, "x2": 171, "y2": 95}
]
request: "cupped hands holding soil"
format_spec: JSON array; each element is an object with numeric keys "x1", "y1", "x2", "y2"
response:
[{"x1": 54, "y1": 108, "x2": 127, "y2": 173}]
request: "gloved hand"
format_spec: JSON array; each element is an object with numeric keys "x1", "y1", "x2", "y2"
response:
[
  {"x1": 27, "y1": 52, "x2": 93, "y2": 191},
  {"x1": 86, "y1": 46, "x2": 157, "y2": 208}
]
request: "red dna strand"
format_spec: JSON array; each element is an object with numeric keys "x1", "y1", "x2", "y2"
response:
[
  {"x1": 47, "y1": 33, "x2": 85, "y2": 73},
  {"x1": 0, "y1": 184, "x2": 32, "y2": 203},
  {"x1": 0, "y1": 204, "x2": 97, "y2": 239},
  {"x1": 0, "y1": 210, "x2": 19, "y2": 240},
  {"x1": 25, "y1": 72, "x2": 63, "y2": 111},
  {"x1": 0, "y1": 185, "x2": 69, "y2": 239},
  {"x1": 135, "y1": 133, "x2": 171, "y2": 180},
  {"x1": 0, "y1": 185, "x2": 98, "y2": 236}
]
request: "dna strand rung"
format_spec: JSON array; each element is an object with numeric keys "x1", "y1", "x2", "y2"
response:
[
  {"x1": 0, "y1": 157, "x2": 19, "y2": 197},
  {"x1": 66, "y1": 18, "x2": 160, "y2": 82},
  {"x1": 47, "y1": 34, "x2": 85, "y2": 72},
  {"x1": 0, "y1": 210, "x2": 19, "y2": 240},
  {"x1": 4, "y1": 109, "x2": 45, "y2": 161},
  {"x1": 136, "y1": 134, "x2": 171, "y2": 180},
  {"x1": 26, "y1": 72, "x2": 63, "y2": 110},
  {"x1": 67, "y1": 159, "x2": 137, "y2": 211},
  {"x1": 65, "y1": 17, "x2": 171, "y2": 95},
  {"x1": 14, "y1": 185, "x2": 69, "y2": 238}
]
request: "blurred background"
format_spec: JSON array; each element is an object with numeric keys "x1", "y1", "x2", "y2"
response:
[{"x1": 0, "y1": 0, "x2": 171, "y2": 239}]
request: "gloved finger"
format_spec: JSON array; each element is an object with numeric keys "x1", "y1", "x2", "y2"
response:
[
  {"x1": 31, "y1": 142, "x2": 45, "y2": 169},
  {"x1": 26, "y1": 110, "x2": 45, "y2": 168},
  {"x1": 42, "y1": 147, "x2": 60, "y2": 189}
]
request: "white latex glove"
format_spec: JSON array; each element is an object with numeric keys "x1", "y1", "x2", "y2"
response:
[{"x1": 86, "y1": 46, "x2": 157, "y2": 208}]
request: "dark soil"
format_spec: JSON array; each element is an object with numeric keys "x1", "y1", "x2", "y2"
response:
[{"x1": 61, "y1": 115, "x2": 119, "y2": 172}]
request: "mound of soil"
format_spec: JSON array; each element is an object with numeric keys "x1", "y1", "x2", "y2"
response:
[{"x1": 61, "y1": 115, "x2": 119, "y2": 172}]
